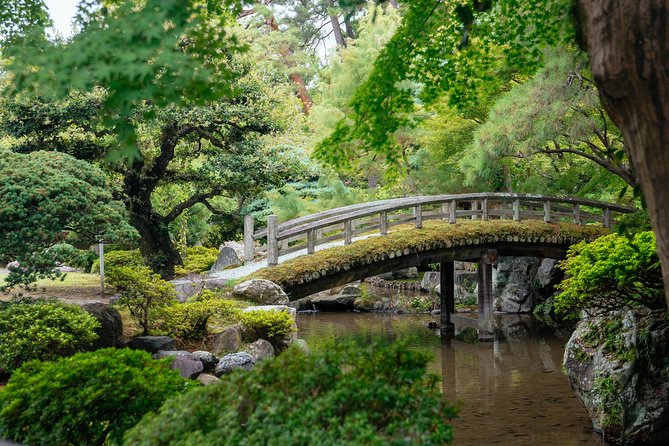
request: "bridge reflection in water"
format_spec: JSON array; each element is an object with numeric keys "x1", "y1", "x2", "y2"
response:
[{"x1": 296, "y1": 312, "x2": 604, "y2": 446}]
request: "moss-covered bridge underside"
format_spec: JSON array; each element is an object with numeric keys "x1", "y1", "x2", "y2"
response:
[{"x1": 251, "y1": 220, "x2": 609, "y2": 300}]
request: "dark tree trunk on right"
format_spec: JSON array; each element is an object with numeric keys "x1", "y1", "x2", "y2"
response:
[{"x1": 576, "y1": 0, "x2": 669, "y2": 308}]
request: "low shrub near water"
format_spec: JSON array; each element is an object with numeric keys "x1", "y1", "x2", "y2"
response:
[
  {"x1": 0, "y1": 348, "x2": 194, "y2": 446},
  {"x1": 123, "y1": 340, "x2": 457, "y2": 445},
  {"x1": 239, "y1": 309, "x2": 296, "y2": 350},
  {"x1": 157, "y1": 292, "x2": 242, "y2": 341},
  {"x1": 0, "y1": 299, "x2": 99, "y2": 373},
  {"x1": 556, "y1": 231, "x2": 664, "y2": 317}
]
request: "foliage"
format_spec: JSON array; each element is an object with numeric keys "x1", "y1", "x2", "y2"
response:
[
  {"x1": 91, "y1": 249, "x2": 145, "y2": 274},
  {"x1": 253, "y1": 220, "x2": 609, "y2": 288},
  {"x1": 47, "y1": 243, "x2": 98, "y2": 272},
  {"x1": 174, "y1": 246, "x2": 220, "y2": 277},
  {"x1": 0, "y1": 348, "x2": 195, "y2": 446},
  {"x1": 0, "y1": 151, "x2": 136, "y2": 290},
  {"x1": 157, "y1": 292, "x2": 241, "y2": 341},
  {"x1": 615, "y1": 210, "x2": 652, "y2": 236},
  {"x1": 0, "y1": 299, "x2": 99, "y2": 373},
  {"x1": 556, "y1": 232, "x2": 664, "y2": 317},
  {"x1": 107, "y1": 266, "x2": 177, "y2": 335},
  {"x1": 239, "y1": 309, "x2": 296, "y2": 351},
  {"x1": 122, "y1": 340, "x2": 457, "y2": 445},
  {"x1": 454, "y1": 327, "x2": 479, "y2": 344},
  {"x1": 463, "y1": 48, "x2": 635, "y2": 193}
]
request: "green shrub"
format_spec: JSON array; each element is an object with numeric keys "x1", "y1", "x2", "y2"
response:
[
  {"x1": 174, "y1": 246, "x2": 219, "y2": 276},
  {"x1": 48, "y1": 242, "x2": 97, "y2": 271},
  {"x1": 123, "y1": 340, "x2": 457, "y2": 445},
  {"x1": 239, "y1": 309, "x2": 296, "y2": 350},
  {"x1": 556, "y1": 231, "x2": 664, "y2": 317},
  {"x1": 91, "y1": 249, "x2": 144, "y2": 274},
  {"x1": 0, "y1": 299, "x2": 99, "y2": 373},
  {"x1": 0, "y1": 348, "x2": 195, "y2": 446},
  {"x1": 614, "y1": 210, "x2": 652, "y2": 236},
  {"x1": 107, "y1": 266, "x2": 177, "y2": 335},
  {"x1": 157, "y1": 292, "x2": 241, "y2": 341}
]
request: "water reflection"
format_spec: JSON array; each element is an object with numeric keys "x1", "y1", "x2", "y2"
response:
[{"x1": 296, "y1": 313, "x2": 605, "y2": 446}]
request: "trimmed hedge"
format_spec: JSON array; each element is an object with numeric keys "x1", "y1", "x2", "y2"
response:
[
  {"x1": 0, "y1": 299, "x2": 99, "y2": 373},
  {"x1": 0, "y1": 348, "x2": 195, "y2": 446},
  {"x1": 123, "y1": 340, "x2": 457, "y2": 445}
]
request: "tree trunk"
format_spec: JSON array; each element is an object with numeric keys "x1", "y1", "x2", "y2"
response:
[
  {"x1": 344, "y1": 17, "x2": 356, "y2": 39},
  {"x1": 330, "y1": 13, "x2": 347, "y2": 47},
  {"x1": 576, "y1": 0, "x2": 669, "y2": 308}
]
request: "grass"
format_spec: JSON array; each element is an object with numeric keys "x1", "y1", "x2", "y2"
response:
[
  {"x1": 251, "y1": 220, "x2": 609, "y2": 289},
  {"x1": 0, "y1": 272, "x2": 110, "y2": 303}
]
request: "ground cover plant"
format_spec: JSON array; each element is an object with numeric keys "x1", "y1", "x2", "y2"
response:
[
  {"x1": 0, "y1": 299, "x2": 99, "y2": 373},
  {"x1": 123, "y1": 340, "x2": 457, "y2": 445},
  {"x1": 0, "y1": 348, "x2": 195, "y2": 446},
  {"x1": 239, "y1": 309, "x2": 296, "y2": 350}
]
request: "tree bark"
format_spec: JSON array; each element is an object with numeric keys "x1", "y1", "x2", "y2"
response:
[
  {"x1": 329, "y1": 0, "x2": 347, "y2": 47},
  {"x1": 576, "y1": 0, "x2": 669, "y2": 308}
]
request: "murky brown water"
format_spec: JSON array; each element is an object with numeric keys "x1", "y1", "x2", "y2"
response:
[{"x1": 296, "y1": 312, "x2": 605, "y2": 446}]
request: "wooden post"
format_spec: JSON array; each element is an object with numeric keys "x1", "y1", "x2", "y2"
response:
[
  {"x1": 440, "y1": 261, "x2": 455, "y2": 333},
  {"x1": 513, "y1": 199, "x2": 520, "y2": 221},
  {"x1": 477, "y1": 250, "x2": 496, "y2": 341},
  {"x1": 244, "y1": 214, "x2": 254, "y2": 262},
  {"x1": 99, "y1": 240, "x2": 105, "y2": 298},
  {"x1": 471, "y1": 200, "x2": 479, "y2": 220},
  {"x1": 441, "y1": 202, "x2": 449, "y2": 221},
  {"x1": 543, "y1": 201, "x2": 552, "y2": 223},
  {"x1": 449, "y1": 200, "x2": 456, "y2": 224},
  {"x1": 414, "y1": 204, "x2": 423, "y2": 229},
  {"x1": 573, "y1": 203, "x2": 581, "y2": 225},
  {"x1": 267, "y1": 214, "x2": 278, "y2": 266},
  {"x1": 380, "y1": 211, "x2": 388, "y2": 235},
  {"x1": 307, "y1": 229, "x2": 316, "y2": 254},
  {"x1": 603, "y1": 207, "x2": 612, "y2": 228},
  {"x1": 344, "y1": 219, "x2": 353, "y2": 245},
  {"x1": 482, "y1": 198, "x2": 489, "y2": 221}
]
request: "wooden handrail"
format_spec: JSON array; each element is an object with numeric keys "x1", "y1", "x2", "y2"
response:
[{"x1": 243, "y1": 193, "x2": 636, "y2": 265}]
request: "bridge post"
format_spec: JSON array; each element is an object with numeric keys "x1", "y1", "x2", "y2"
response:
[
  {"x1": 440, "y1": 261, "x2": 455, "y2": 334},
  {"x1": 478, "y1": 250, "x2": 496, "y2": 342},
  {"x1": 482, "y1": 198, "x2": 489, "y2": 221},
  {"x1": 380, "y1": 211, "x2": 388, "y2": 235},
  {"x1": 344, "y1": 219, "x2": 353, "y2": 245},
  {"x1": 573, "y1": 203, "x2": 581, "y2": 225},
  {"x1": 414, "y1": 204, "x2": 423, "y2": 229},
  {"x1": 513, "y1": 199, "x2": 520, "y2": 221},
  {"x1": 603, "y1": 207, "x2": 612, "y2": 228},
  {"x1": 307, "y1": 229, "x2": 315, "y2": 254},
  {"x1": 449, "y1": 200, "x2": 456, "y2": 224},
  {"x1": 244, "y1": 214, "x2": 254, "y2": 263},
  {"x1": 471, "y1": 200, "x2": 479, "y2": 220},
  {"x1": 543, "y1": 201, "x2": 552, "y2": 223},
  {"x1": 267, "y1": 215, "x2": 278, "y2": 266}
]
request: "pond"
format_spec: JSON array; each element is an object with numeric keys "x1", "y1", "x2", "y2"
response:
[{"x1": 296, "y1": 312, "x2": 605, "y2": 446}]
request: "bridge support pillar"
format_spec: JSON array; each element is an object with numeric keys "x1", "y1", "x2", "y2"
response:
[
  {"x1": 439, "y1": 261, "x2": 455, "y2": 334},
  {"x1": 477, "y1": 250, "x2": 497, "y2": 342}
]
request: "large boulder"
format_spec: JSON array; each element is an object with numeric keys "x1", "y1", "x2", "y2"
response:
[
  {"x1": 311, "y1": 293, "x2": 357, "y2": 311},
  {"x1": 209, "y1": 325, "x2": 242, "y2": 356},
  {"x1": 209, "y1": 247, "x2": 242, "y2": 272},
  {"x1": 129, "y1": 336, "x2": 175, "y2": 353},
  {"x1": 246, "y1": 339, "x2": 274, "y2": 362},
  {"x1": 493, "y1": 256, "x2": 541, "y2": 313},
  {"x1": 420, "y1": 271, "x2": 440, "y2": 292},
  {"x1": 232, "y1": 279, "x2": 289, "y2": 305},
  {"x1": 563, "y1": 308, "x2": 669, "y2": 445},
  {"x1": 379, "y1": 267, "x2": 418, "y2": 280},
  {"x1": 192, "y1": 350, "x2": 218, "y2": 371},
  {"x1": 171, "y1": 276, "x2": 205, "y2": 302},
  {"x1": 153, "y1": 350, "x2": 203, "y2": 379},
  {"x1": 80, "y1": 302, "x2": 123, "y2": 348},
  {"x1": 288, "y1": 297, "x2": 315, "y2": 312},
  {"x1": 454, "y1": 271, "x2": 478, "y2": 304},
  {"x1": 214, "y1": 352, "x2": 256, "y2": 376},
  {"x1": 196, "y1": 373, "x2": 221, "y2": 386}
]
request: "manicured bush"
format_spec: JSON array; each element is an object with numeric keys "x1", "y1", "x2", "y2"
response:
[
  {"x1": 174, "y1": 246, "x2": 219, "y2": 276},
  {"x1": 107, "y1": 266, "x2": 177, "y2": 335},
  {"x1": 239, "y1": 309, "x2": 295, "y2": 350},
  {"x1": 91, "y1": 249, "x2": 144, "y2": 274},
  {"x1": 122, "y1": 340, "x2": 457, "y2": 445},
  {"x1": 0, "y1": 299, "x2": 99, "y2": 373},
  {"x1": 556, "y1": 231, "x2": 664, "y2": 317},
  {"x1": 157, "y1": 292, "x2": 241, "y2": 341},
  {"x1": 0, "y1": 348, "x2": 195, "y2": 446}
]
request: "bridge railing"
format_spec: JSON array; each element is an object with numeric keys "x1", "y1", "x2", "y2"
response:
[{"x1": 243, "y1": 193, "x2": 636, "y2": 266}]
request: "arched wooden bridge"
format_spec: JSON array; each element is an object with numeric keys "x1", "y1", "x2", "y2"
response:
[{"x1": 236, "y1": 193, "x2": 634, "y2": 332}]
